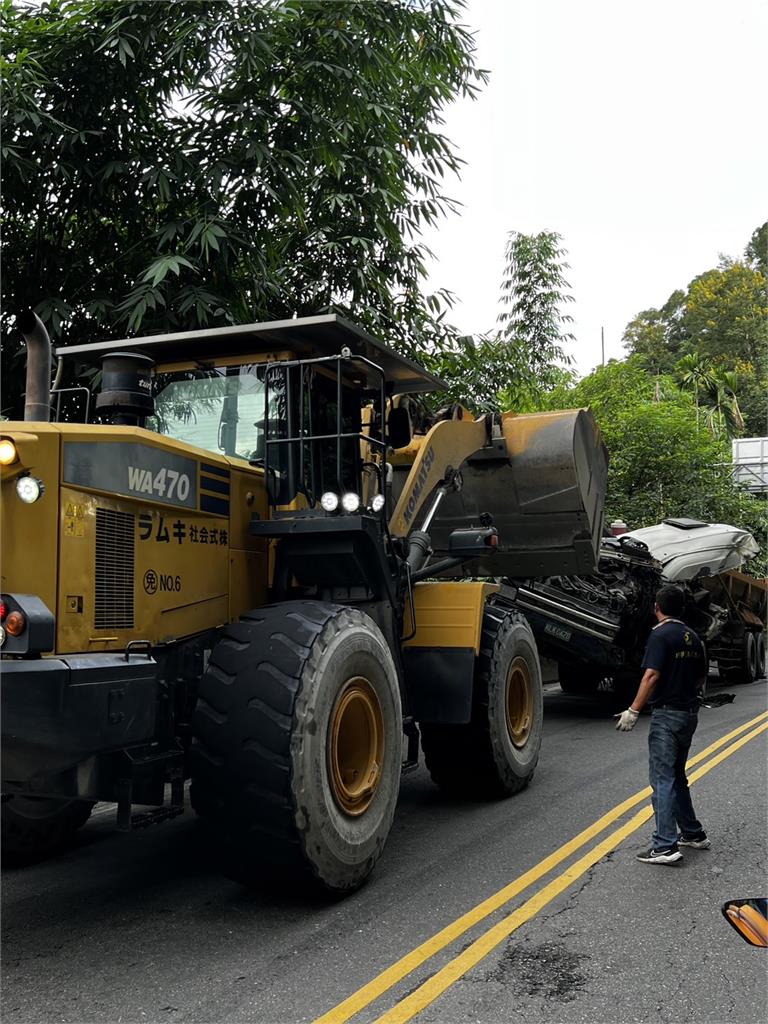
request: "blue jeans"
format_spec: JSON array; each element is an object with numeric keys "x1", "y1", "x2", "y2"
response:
[{"x1": 648, "y1": 708, "x2": 704, "y2": 850}]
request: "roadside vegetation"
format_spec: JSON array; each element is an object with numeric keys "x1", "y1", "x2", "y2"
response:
[{"x1": 1, "y1": 0, "x2": 486, "y2": 407}]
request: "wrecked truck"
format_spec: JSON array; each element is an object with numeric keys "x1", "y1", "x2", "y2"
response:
[{"x1": 506, "y1": 518, "x2": 767, "y2": 699}]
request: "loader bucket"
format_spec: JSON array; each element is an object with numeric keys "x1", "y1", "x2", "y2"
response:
[{"x1": 429, "y1": 409, "x2": 608, "y2": 578}]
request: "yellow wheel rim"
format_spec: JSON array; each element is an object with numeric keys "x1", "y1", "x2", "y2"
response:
[
  {"x1": 329, "y1": 676, "x2": 384, "y2": 816},
  {"x1": 506, "y1": 656, "x2": 533, "y2": 748}
]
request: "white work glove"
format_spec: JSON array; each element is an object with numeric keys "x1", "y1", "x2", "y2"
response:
[{"x1": 615, "y1": 708, "x2": 639, "y2": 731}]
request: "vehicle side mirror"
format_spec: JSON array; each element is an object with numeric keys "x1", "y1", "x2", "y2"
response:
[
  {"x1": 387, "y1": 406, "x2": 412, "y2": 450},
  {"x1": 722, "y1": 899, "x2": 768, "y2": 947},
  {"x1": 448, "y1": 526, "x2": 498, "y2": 557}
]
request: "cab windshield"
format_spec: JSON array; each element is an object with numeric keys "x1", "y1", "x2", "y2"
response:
[
  {"x1": 149, "y1": 362, "x2": 364, "y2": 504},
  {"x1": 150, "y1": 365, "x2": 265, "y2": 460}
]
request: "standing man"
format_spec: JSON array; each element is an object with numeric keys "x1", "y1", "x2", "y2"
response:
[{"x1": 615, "y1": 584, "x2": 710, "y2": 865}]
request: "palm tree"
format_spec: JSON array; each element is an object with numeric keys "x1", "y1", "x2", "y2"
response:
[
  {"x1": 702, "y1": 370, "x2": 745, "y2": 439},
  {"x1": 719, "y1": 370, "x2": 745, "y2": 430},
  {"x1": 675, "y1": 352, "x2": 717, "y2": 431}
]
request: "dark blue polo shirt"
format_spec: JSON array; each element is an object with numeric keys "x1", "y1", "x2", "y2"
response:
[{"x1": 641, "y1": 619, "x2": 706, "y2": 709}]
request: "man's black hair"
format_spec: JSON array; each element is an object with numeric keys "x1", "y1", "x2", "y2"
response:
[{"x1": 656, "y1": 584, "x2": 685, "y2": 618}]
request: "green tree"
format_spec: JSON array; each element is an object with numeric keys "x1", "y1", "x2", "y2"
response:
[
  {"x1": 537, "y1": 355, "x2": 660, "y2": 419},
  {"x1": 420, "y1": 333, "x2": 507, "y2": 414},
  {"x1": 682, "y1": 262, "x2": 767, "y2": 369},
  {"x1": 675, "y1": 352, "x2": 716, "y2": 431},
  {"x1": 745, "y1": 221, "x2": 767, "y2": 275},
  {"x1": 426, "y1": 230, "x2": 575, "y2": 412},
  {"x1": 0, "y1": 0, "x2": 486, "y2": 414},
  {"x1": 622, "y1": 226, "x2": 767, "y2": 437},
  {"x1": 700, "y1": 369, "x2": 745, "y2": 439},
  {"x1": 622, "y1": 308, "x2": 674, "y2": 375},
  {"x1": 728, "y1": 359, "x2": 767, "y2": 439},
  {"x1": 622, "y1": 288, "x2": 688, "y2": 376},
  {"x1": 497, "y1": 230, "x2": 574, "y2": 401}
]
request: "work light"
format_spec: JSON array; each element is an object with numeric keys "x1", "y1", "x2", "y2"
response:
[
  {"x1": 15, "y1": 475, "x2": 44, "y2": 504},
  {"x1": 341, "y1": 492, "x2": 361, "y2": 513}
]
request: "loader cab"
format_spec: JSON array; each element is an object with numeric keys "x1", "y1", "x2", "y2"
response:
[
  {"x1": 149, "y1": 355, "x2": 372, "y2": 507},
  {"x1": 57, "y1": 314, "x2": 443, "y2": 512}
]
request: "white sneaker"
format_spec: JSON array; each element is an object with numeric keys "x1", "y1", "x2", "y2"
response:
[
  {"x1": 636, "y1": 846, "x2": 683, "y2": 864},
  {"x1": 679, "y1": 833, "x2": 710, "y2": 850}
]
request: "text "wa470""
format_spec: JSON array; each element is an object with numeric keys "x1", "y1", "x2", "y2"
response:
[{"x1": 128, "y1": 466, "x2": 191, "y2": 502}]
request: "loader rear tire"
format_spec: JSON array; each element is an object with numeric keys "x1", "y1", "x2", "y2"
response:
[
  {"x1": 191, "y1": 602, "x2": 402, "y2": 894},
  {"x1": 421, "y1": 606, "x2": 543, "y2": 798},
  {"x1": 1, "y1": 795, "x2": 94, "y2": 864}
]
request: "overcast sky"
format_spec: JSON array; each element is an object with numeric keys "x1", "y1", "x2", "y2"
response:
[{"x1": 422, "y1": 0, "x2": 768, "y2": 377}]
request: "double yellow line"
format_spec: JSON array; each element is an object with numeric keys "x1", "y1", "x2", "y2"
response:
[{"x1": 315, "y1": 710, "x2": 768, "y2": 1024}]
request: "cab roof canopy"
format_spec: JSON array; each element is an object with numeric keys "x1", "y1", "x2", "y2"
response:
[{"x1": 55, "y1": 314, "x2": 444, "y2": 395}]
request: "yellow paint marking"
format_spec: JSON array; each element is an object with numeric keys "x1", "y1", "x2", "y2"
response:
[
  {"x1": 313, "y1": 709, "x2": 768, "y2": 1024},
  {"x1": 374, "y1": 719, "x2": 768, "y2": 1024}
]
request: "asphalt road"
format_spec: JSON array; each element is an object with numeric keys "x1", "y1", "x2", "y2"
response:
[{"x1": 2, "y1": 676, "x2": 766, "y2": 1024}]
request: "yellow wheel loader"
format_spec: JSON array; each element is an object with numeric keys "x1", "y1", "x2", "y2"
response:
[{"x1": 1, "y1": 311, "x2": 607, "y2": 891}]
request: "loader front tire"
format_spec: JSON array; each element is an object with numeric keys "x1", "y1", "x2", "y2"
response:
[
  {"x1": 421, "y1": 606, "x2": 543, "y2": 798},
  {"x1": 1, "y1": 795, "x2": 94, "y2": 864},
  {"x1": 191, "y1": 602, "x2": 402, "y2": 894}
]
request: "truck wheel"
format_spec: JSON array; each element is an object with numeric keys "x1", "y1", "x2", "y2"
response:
[
  {"x1": 720, "y1": 631, "x2": 758, "y2": 685},
  {"x1": 755, "y1": 633, "x2": 766, "y2": 680},
  {"x1": 557, "y1": 662, "x2": 599, "y2": 696},
  {"x1": 421, "y1": 606, "x2": 543, "y2": 797},
  {"x1": 746, "y1": 631, "x2": 759, "y2": 680},
  {"x1": 1, "y1": 795, "x2": 94, "y2": 864},
  {"x1": 191, "y1": 602, "x2": 402, "y2": 894}
]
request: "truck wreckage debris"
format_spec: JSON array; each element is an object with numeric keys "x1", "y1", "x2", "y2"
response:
[{"x1": 508, "y1": 518, "x2": 766, "y2": 699}]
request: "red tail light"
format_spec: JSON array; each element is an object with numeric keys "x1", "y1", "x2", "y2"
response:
[{"x1": 5, "y1": 611, "x2": 26, "y2": 637}]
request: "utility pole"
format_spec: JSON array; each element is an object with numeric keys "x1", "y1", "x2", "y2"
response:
[{"x1": 601, "y1": 326, "x2": 605, "y2": 366}]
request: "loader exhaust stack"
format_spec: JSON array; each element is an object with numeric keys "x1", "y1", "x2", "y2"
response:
[{"x1": 18, "y1": 310, "x2": 52, "y2": 422}]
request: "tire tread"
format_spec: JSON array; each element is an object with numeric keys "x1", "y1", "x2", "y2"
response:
[{"x1": 191, "y1": 601, "x2": 385, "y2": 881}]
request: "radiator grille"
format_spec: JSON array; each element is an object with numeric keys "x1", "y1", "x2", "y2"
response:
[{"x1": 95, "y1": 508, "x2": 135, "y2": 629}]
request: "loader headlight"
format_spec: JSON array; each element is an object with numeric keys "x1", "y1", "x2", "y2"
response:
[
  {"x1": 15, "y1": 474, "x2": 44, "y2": 504},
  {"x1": 341, "y1": 492, "x2": 361, "y2": 513},
  {"x1": 0, "y1": 438, "x2": 19, "y2": 465},
  {"x1": 370, "y1": 493, "x2": 385, "y2": 513},
  {"x1": 320, "y1": 491, "x2": 339, "y2": 513}
]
